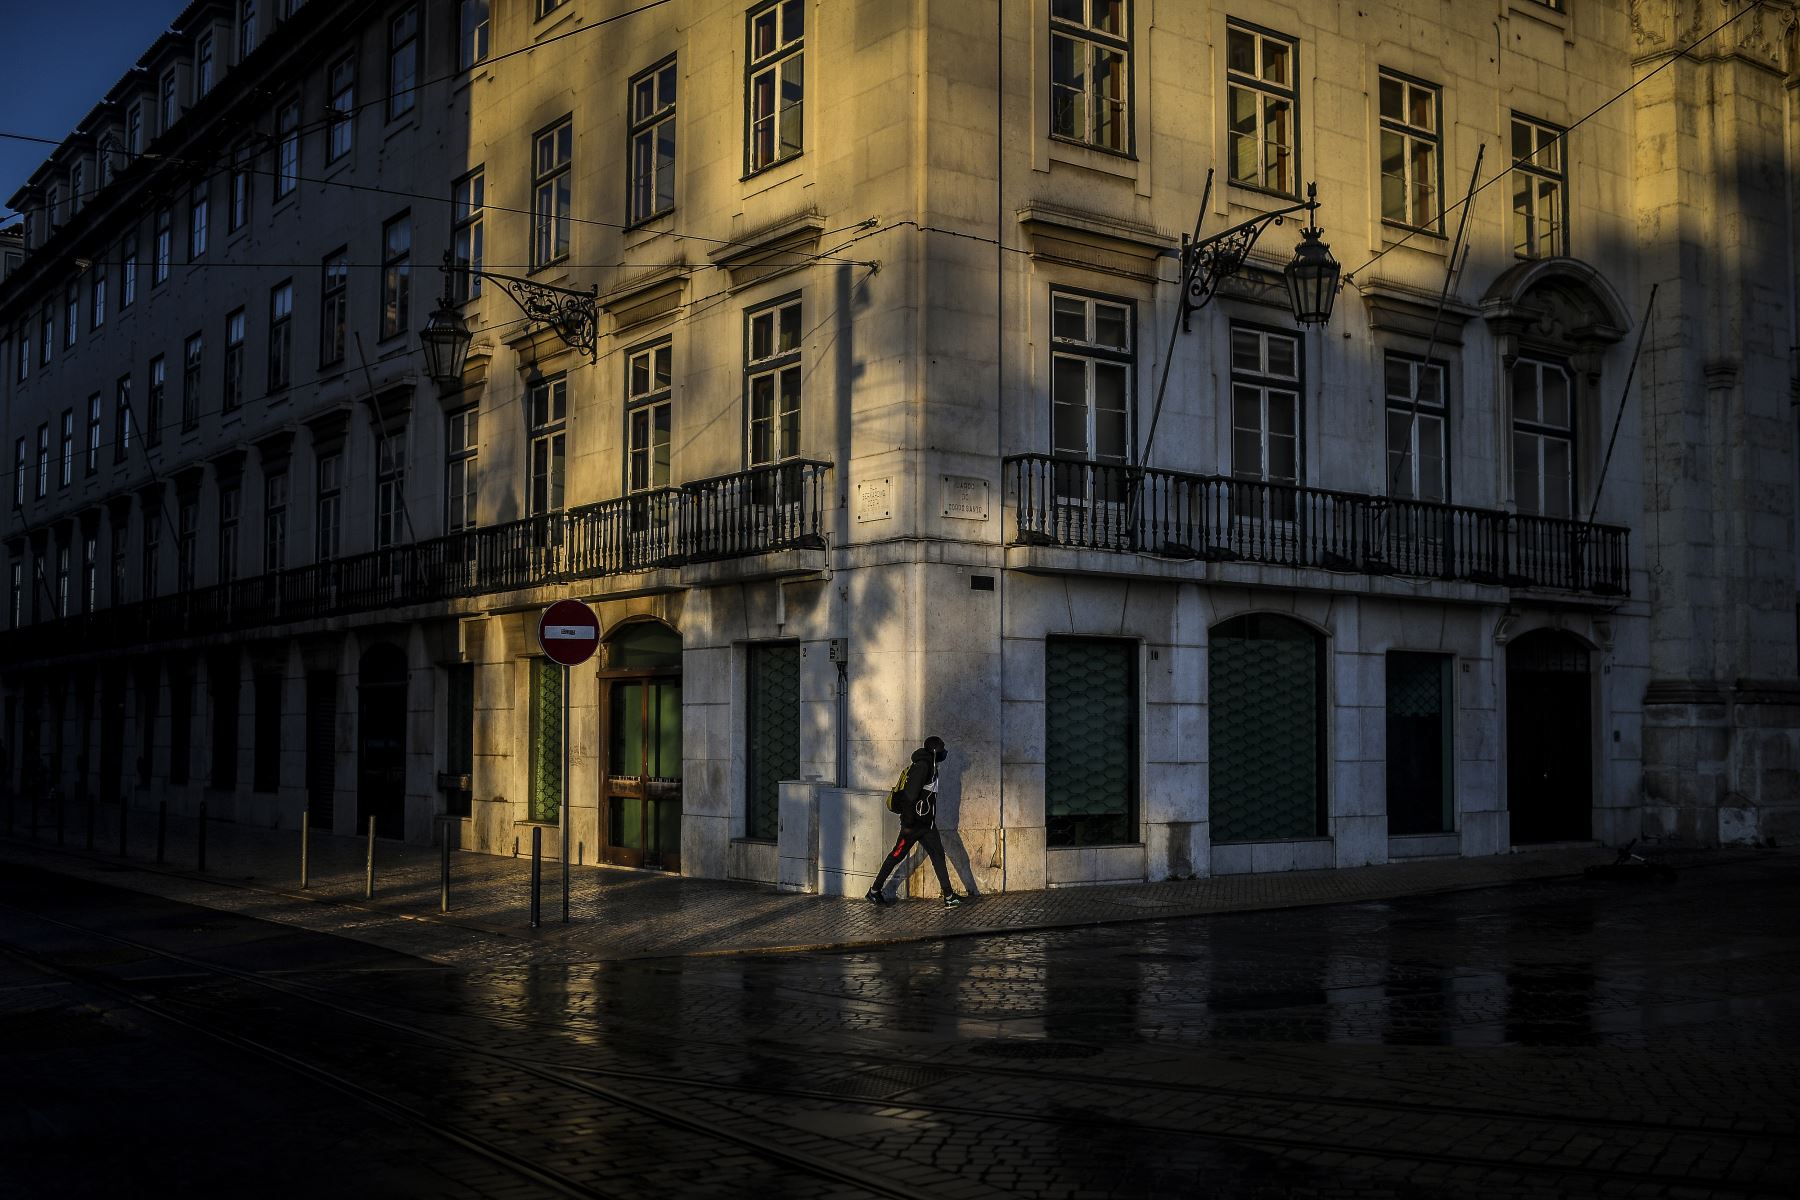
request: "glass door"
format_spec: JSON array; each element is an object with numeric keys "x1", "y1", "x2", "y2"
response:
[{"x1": 604, "y1": 676, "x2": 681, "y2": 871}]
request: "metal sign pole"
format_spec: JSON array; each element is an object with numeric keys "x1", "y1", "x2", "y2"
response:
[{"x1": 561, "y1": 662, "x2": 570, "y2": 924}]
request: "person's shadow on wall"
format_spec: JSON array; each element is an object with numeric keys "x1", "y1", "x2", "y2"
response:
[{"x1": 934, "y1": 748, "x2": 981, "y2": 897}]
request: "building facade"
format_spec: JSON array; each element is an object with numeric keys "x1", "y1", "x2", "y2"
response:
[{"x1": 2, "y1": 0, "x2": 1796, "y2": 896}]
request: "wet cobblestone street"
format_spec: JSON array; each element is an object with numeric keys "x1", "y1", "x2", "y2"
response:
[{"x1": 2, "y1": 851, "x2": 1795, "y2": 1198}]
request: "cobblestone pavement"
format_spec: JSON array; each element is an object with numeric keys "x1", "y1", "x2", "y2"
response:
[
  {"x1": 0, "y1": 799, "x2": 1754, "y2": 965},
  {"x1": 1, "y1": 841, "x2": 1794, "y2": 1198}
]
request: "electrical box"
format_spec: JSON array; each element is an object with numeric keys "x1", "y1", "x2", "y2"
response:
[{"x1": 828, "y1": 638, "x2": 848, "y2": 662}]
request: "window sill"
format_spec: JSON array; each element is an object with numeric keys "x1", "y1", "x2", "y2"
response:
[
  {"x1": 740, "y1": 154, "x2": 805, "y2": 186},
  {"x1": 1380, "y1": 221, "x2": 1447, "y2": 243},
  {"x1": 1227, "y1": 180, "x2": 1302, "y2": 206},
  {"x1": 383, "y1": 114, "x2": 419, "y2": 142},
  {"x1": 622, "y1": 209, "x2": 675, "y2": 237},
  {"x1": 1045, "y1": 136, "x2": 1139, "y2": 183}
]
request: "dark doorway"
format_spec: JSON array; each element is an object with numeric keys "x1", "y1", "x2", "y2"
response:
[
  {"x1": 99, "y1": 669, "x2": 125, "y2": 805},
  {"x1": 600, "y1": 622, "x2": 681, "y2": 872},
  {"x1": 1505, "y1": 629, "x2": 1592, "y2": 843},
  {"x1": 305, "y1": 671, "x2": 337, "y2": 831},
  {"x1": 356, "y1": 646, "x2": 407, "y2": 839},
  {"x1": 1386, "y1": 652, "x2": 1453, "y2": 835}
]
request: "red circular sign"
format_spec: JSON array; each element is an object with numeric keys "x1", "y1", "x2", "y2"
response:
[{"x1": 537, "y1": 599, "x2": 599, "y2": 667}]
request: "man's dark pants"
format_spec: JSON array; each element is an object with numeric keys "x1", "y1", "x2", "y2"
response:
[{"x1": 872, "y1": 824, "x2": 954, "y2": 895}]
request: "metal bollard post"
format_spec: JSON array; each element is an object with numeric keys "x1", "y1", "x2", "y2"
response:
[
  {"x1": 196, "y1": 802, "x2": 207, "y2": 872},
  {"x1": 364, "y1": 816, "x2": 375, "y2": 899},
  {"x1": 86, "y1": 794, "x2": 95, "y2": 851},
  {"x1": 299, "y1": 810, "x2": 310, "y2": 889},
  {"x1": 439, "y1": 820, "x2": 451, "y2": 914},
  {"x1": 157, "y1": 801, "x2": 167, "y2": 864},
  {"x1": 529, "y1": 826, "x2": 542, "y2": 929}
]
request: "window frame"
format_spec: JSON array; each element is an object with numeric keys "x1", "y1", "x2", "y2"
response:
[
  {"x1": 315, "y1": 450, "x2": 342, "y2": 560},
  {"x1": 218, "y1": 480, "x2": 241, "y2": 583},
  {"x1": 526, "y1": 376, "x2": 568, "y2": 516},
  {"x1": 744, "y1": 295, "x2": 803, "y2": 467},
  {"x1": 90, "y1": 259, "x2": 107, "y2": 330},
  {"x1": 120, "y1": 233, "x2": 138, "y2": 308},
  {"x1": 152, "y1": 208, "x2": 172, "y2": 286},
  {"x1": 744, "y1": 0, "x2": 804, "y2": 176},
  {"x1": 146, "y1": 355, "x2": 165, "y2": 447},
  {"x1": 229, "y1": 142, "x2": 254, "y2": 231},
  {"x1": 1048, "y1": 287, "x2": 1135, "y2": 468},
  {"x1": 223, "y1": 308, "x2": 246, "y2": 412},
  {"x1": 268, "y1": 278, "x2": 293, "y2": 389},
  {"x1": 628, "y1": 57, "x2": 677, "y2": 225},
  {"x1": 275, "y1": 99, "x2": 300, "y2": 198},
  {"x1": 625, "y1": 338, "x2": 673, "y2": 494},
  {"x1": 64, "y1": 282, "x2": 78, "y2": 349},
  {"x1": 85, "y1": 394, "x2": 101, "y2": 476},
  {"x1": 445, "y1": 406, "x2": 479, "y2": 534},
  {"x1": 181, "y1": 331, "x2": 204, "y2": 432},
  {"x1": 114, "y1": 375, "x2": 133, "y2": 462},
  {"x1": 458, "y1": 0, "x2": 490, "y2": 70},
  {"x1": 374, "y1": 427, "x2": 407, "y2": 548},
  {"x1": 1224, "y1": 18, "x2": 1297, "y2": 197},
  {"x1": 387, "y1": 4, "x2": 418, "y2": 120},
  {"x1": 263, "y1": 470, "x2": 288, "y2": 571},
  {"x1": 1383, "y1": 352, "x2": 1450, "y2": 503},
  {"x1": 320, "y1": 248, "x2": 349, "y2": 366},
  {"x1": 188, "y1": 177, "x2": 209, "y2": 260},
  {"x1": 327, "y1": 53, "x2": 356, "y2": 163},
  {"x1": 1049, "y1": 0, "x2": 1133, "y2": 156},
  {"x1": 530, "y1": 117, "x2": 573, "y2": 270},
  {"x1": 1378, "y1": 67, "x2": 1444, "y2": 234},
  {"x1": 58, "y1": 409, "x2": 74, "y2": 489},
  {"x1": 1510, "y1": 112, "x2": 1568, "y2": 260},
  {"x1": 1227, "y1": 321, "x2": 1305, "y2": 505},
  {"x1": 380, "y1": 210, "x2": 412, "y2": 341},
  {"x1": 1510, "y1": 356, "x2": 1576, "y2": 518},
  {"x1": 451, "y1": 168, "x2": 484, "y2": 301}
]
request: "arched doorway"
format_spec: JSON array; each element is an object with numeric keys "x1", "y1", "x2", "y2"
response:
[
  {"x1": 1505, "y1": 629, "x2": 1592, "y2": 843},
  {"x1": 1208, "y1": 614, "x2": 1327, "y2": 844},
  {"x1": 356, "y1": 644, "x2": 408, "y2": 839},
  {"x1": 599, "y1": 621, "x2": 681, "y2": 871}
]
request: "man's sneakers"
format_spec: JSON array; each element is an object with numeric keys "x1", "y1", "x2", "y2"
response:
[
  {"x1": 942, "y1": 893, "x2": 963, "y2": 909},
  {"x1": 864, "y1": 886, "x2": 890, "y2": 906}
]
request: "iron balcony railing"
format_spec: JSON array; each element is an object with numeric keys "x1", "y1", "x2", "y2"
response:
[
  {"x1": 1, "y1": 460, "x2": 831, "y2": 661},
  {"x1": 1006, "y1": 454, "x2": 1629, "y2": 595}
]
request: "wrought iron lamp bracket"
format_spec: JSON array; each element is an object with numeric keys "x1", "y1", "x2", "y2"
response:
[
  {"x1": 1179, "y1": 188, "x2": 1319, "y2": 332},
  {"x1": 439, "y1": 254, "x2": 599, "y2": 360}
]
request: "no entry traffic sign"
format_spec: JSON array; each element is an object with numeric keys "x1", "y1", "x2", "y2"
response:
[{"x1": 537, "y1": 599, "x2": 599, "y2": 667}]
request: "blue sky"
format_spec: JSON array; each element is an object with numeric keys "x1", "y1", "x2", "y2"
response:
[{"x1": 0, "y1": 3, "x2": 185, "y2": 221}]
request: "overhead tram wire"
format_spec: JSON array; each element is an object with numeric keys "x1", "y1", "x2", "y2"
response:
[{"x1": 1342, "y1": 0, "x2": 1768, "y2": 286}]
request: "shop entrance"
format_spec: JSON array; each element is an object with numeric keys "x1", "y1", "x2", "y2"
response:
[{"x1": 599, "y1": 622, "x2": 682, "y2": 872}]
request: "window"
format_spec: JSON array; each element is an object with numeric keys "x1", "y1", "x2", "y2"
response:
[
  {"x1": 229, "y1": 143, "x2": 253, "y2": 231},
  {"x1": 445, "y1": 663, "x2": 474, "y2": 816},
  {"x1": 388, "y1": 6, "x2": 418, "y2": 118},
  {"x1": 527, "y1": 377, "x2": 566, "y2": 515},
  {"x1": 218, "y1": 482, "x2": 240, "y2": 582},
  {"x1": 1511, "y1": 358, "x2": 1573, "y2": 518},
  {"x1": 90, "y1": 260, "x2": 107, "y2": 330},
  {"x1": 328, "y1": 55, "x2": 355, "y2": 162},
  {"x1": 627, "y1": 341, "x2": 673, "y2": 492},
  {"x1": 85, "y1": 395, "x2": 101, "y2": 476},
  {"x1": 459, "y1": 0, "x2": 490, "y2": 69},
  {"x1": 276, "y1": 100, "x2": 300, "y2": 197},
  {"x1": 146, "y1": 356, "x2": 165, "y2": 447},
  {"x1": 1050, "y1": 0, "x2": 1129, "y2": 153},
  {"x1": 7, "y1": 560, "x2": 19, "y2": 629},
  {"x1": 451, "y1": 169, "x2": 484, "y2": 300},
  {"x1": 263, "y1": 471, "x2": 287, "y2": 570},
  {"x1": 33, "y1": 422, "x2": 48, "y2": 496},
  {"x1": 1226, "y1": 22, "x2": 1295, "y2": 194},
  {"x1": 14, "y1": 324, "x2": 26, "y2": 382},
  {"x1": 315, "y1": 451, "x2": 341, "y2": 559},
  {"x1": 196, "y1": 34, "x2": 215, "y2": 96},
  {"x1": 153, "y1": 208, "x2": 172, "y2": 285},
  {"x1": 41, "y1": 301, "x2": 53, "y2": 366},
  {"x1": 47, "y1": 186, "x2": 63, "y2": 230},
  {"x1": 160, "y1": 70, "x2": 179, "y2": 134},
  {"x1": 126, "y1": 105, "x2": 143, "y2": 157},
  {"x1": 120, "y1": 234, "x2": 138, "y2": 308},
  {"x1": 1384, "y1": 353, "x2": 1448, "y2": 503},
  {"x1": 223, "y1": 309, "x2": 245, "y2": 412},
  {"x1": 375, "y1": 429, "x2": 406, "y2": 547},
  {"x1": 746, "y1": 0, "x2": 803, "y2": 172},
  {"x1": 320, "y1": 249, "x2": 348, "y2": 365},
  {"x1": 1386, "y1": 652, "x2": 1454, "y2": 836},
  {"x1": 1229, "y1": 324, "x2": 1302, "y2": 517},
  {"x1": 1045, "y1": 637, "x2": 1137, "y2": 846},
  {"x1": 746, "y1": 299, "x2": 801, "y2": 465},
  {"x1": 1379, "y1": 70, "x2": 1441, "y2": 231},
  {"x1": 269, "y1": 279, "x2": 293, "y2": 388},
  {"x1": 745, "y1": 642, "x2": 799, "y2": 840},
  {"x1": 177, "y1": 494, "x2": 198, "y2": 591},
  {"x1": 142, "y1": 505, "x2": 160, "y2": 599},
  {"x1": 445, "y1": 407, "x2": 478, "y2": 534},
  {"x1": 70, "y1": 164, "x2": 84, "y2": 216},
  {"x1": 629, "y1": 59, "x2": 677, "y2": 224},
  {"x1": 531, "y1": 119, "x2": 572, "y2": 268},
  {"x1": 111, "y1": 520, "x2": 129, "y2": 605},
  {"x1": 11, "y1": 438, "x2": 23, "y2": 507},
  {"x1": 537, "y1": 0, "x2": 566, "y2": 17},
  {"x1": 1049, "y1": 290, "x2": 1132, "y2": 470},
  {"x1": 527, "y1": 658, "x2": 563, "y2": 823},
  {"x1": 114, "y1": 375, "x2": 133, "y2": 461},
  {"x1": 239, "y1": 0, "x2": 258, "y2": 60},
  {"x1": 64, "y1": 283, "x2": 78, "y2": 348},
  {"x1": 1511, "y1": 114, "x2": 1566, "y2": 259},
  {"x1": 189, "y1": 178, "x2": 209, "y2": 259},
  {"x1": 82, "y1": 533, "x2": 97, "y2": 613},
  {"x1": 59, "y1": 410, "x2": 73, "y2": 488},
  {"x1": 1209, "y1": 614, "x2": 1325, "y2": 842},
  {"x1": 380, "y1": 211, "x2": 411, "y2": 340},
  {"x1": 55, "y1": 544, "x2": 70, "y2": 617},
  {"x1": 182, "y1": 332, "x2": 204, "y2": 431}
]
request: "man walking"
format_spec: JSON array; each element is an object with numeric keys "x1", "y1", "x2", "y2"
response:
[{"x1": 867, "y1": 735, "x2": 963, "y2": 908}]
